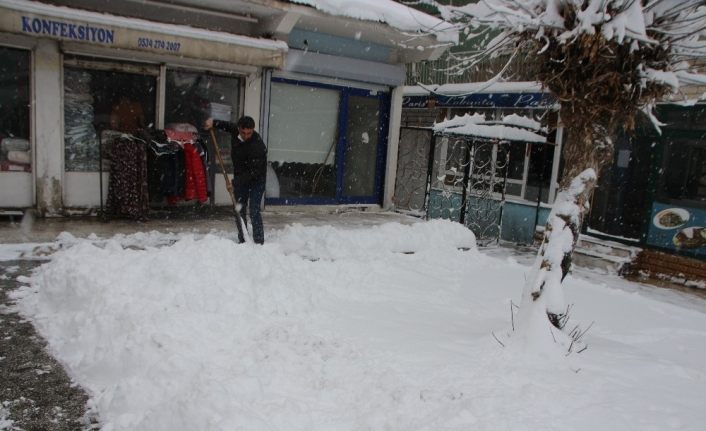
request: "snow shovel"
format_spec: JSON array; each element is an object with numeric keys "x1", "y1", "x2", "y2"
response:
[{"x1": 209, "y1": 128, "x2": 251, "y2": 243}]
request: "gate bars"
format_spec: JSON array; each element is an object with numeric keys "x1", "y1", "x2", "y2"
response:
[{"x1": 395, "y1": 127, "x2": 510, "y2": 246}]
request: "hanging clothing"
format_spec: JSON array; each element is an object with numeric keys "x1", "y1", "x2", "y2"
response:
[
  {"x1": 193, "y1": 139, "x2": 212, "y2": 197},
  {"x1": 147, "y1": 136, "x2": 185, "y2": 201},
  {"x1": 183, "y1": 142, "x2": 208, "y2": 203},
  {"x1": 107, "y1": 135, "x2": 149, "y2": 219}
]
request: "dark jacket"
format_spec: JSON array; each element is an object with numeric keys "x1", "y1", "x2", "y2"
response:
[{"x1": 213, "y1": 120, "x2": 267, "y2": 183}]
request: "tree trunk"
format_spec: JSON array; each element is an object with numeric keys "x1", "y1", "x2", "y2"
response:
[{"x1": 519, "y1": 168, "x2": 596, "y2": 332}]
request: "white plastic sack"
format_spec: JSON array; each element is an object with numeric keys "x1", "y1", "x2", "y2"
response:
[
  {"x1": 1, "y1": 138, "x2": 30, "y2": 153},
  {"x1": 265, "y1": 162, "x2": 280, "y2": 198},
  {"x1": 7, "y1": 150, "x2": 31, "y2": 164}
]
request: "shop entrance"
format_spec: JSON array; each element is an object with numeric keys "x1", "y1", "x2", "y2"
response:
[{"x1": 265, "y1": 78, "x2": 389, "y2": 205}]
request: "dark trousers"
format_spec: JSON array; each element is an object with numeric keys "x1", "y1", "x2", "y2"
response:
[{"x1": 234, "y1": 178, "x2": 266, "y2": 244}]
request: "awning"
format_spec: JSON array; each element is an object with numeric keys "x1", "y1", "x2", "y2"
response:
[{"x1": 0, "y1": 0, "x2": 287, "y2": 68}]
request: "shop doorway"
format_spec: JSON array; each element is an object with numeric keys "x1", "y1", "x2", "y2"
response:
[
  {"x1": 585, "y1": 134, "x2": 653, "y2": 242},
  {"x1": 266, "y1": 78, "x2": 389, "y2": 205}
]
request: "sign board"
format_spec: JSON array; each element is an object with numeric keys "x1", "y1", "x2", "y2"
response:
[
  {"x1": 402, "y1": 92, "x2": 555, "y2": 109},
  {"x1": 0, "y1": 6, "x2": 286, "y2": 68},
  {"x1": 646, "y1": 201, "x2": 706, "y2": 258}
]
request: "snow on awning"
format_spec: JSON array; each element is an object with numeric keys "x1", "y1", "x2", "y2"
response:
[
  {"x1": 433, "y1": 113, "x2": 547, "y2": 144},
  {"x1": 290, "y1": 0, "x2": 458, "y2": 45},
  {"x1": 0, "y1": 0, "x2": 288, "y2": 68}
]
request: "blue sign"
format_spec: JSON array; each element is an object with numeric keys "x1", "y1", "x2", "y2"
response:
[
  {"x1": 646, "y1": 201, "x2": 706, "y2": 257},
  {"x1": 402, "y1": 92, "x2": 555, "y2": 109},
  {"x1": 21, "y1": 16, "x2": 114, "y2": 44}
]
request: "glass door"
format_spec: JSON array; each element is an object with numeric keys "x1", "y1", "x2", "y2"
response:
[{"x1": 341, "y1": 94, "x2": 384, "y2": 201}]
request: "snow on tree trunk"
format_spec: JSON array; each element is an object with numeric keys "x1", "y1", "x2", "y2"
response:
[{"x1": 521, "y1": 167, "x2": 596, "y2": 327}]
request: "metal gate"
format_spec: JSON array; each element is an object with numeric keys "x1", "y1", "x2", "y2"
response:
[
  {"x1": 395, "y1": 128, "x2": 509, "y2": 246},
  {"x1": 394, "y1": 127, "x2": 434, "y2": 214}
]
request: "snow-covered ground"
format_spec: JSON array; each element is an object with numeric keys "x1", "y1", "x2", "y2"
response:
[{"x1": 5, "y1": 220, "x2": 706, "y2": 430}]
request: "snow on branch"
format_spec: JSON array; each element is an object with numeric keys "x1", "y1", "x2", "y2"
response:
[{"x1": 417, "y1": 0, "x2": 706, "y2": 107}]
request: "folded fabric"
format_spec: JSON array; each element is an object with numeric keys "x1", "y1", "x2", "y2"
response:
[
  {"x1": 1, "y1": 138, "x2": 30, "y2": 153},
  {"x1": 165, "y1": 123, "x2": 198, "y2": 133},
  {"x1": 7, "y1": 150, "x2": 31, "y2": 164},
  {"x1": 165, "y1": 129, "x2": 195, "y2": 143},
  {"x1": 0, "y1": 160, "x2": 31, "y2": 172}
]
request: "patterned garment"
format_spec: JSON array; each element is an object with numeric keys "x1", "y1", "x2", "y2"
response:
[{"x1": 107, "y1": 135, "x2": 149, "y2": 219}]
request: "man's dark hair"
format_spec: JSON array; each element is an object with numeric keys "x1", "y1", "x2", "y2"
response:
[{"x1": 237, "y1": 116, "x2": 255, "y2": 129}]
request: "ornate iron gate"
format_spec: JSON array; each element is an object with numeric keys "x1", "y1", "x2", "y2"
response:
[
  {"x1": 395, "y1": 129, "x2": 509, "y2": 246},
  {"x1": 464, "y1": 139, "x2": 510, "y2": 245}
]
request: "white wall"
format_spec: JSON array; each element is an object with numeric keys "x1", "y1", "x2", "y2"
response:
[
  {"x1": 34, "y1": 39, "x2": 64, "y2": 216},
  {"x1": 0, "y1": 172, "x2": 33, "y2": 207},
  {"x1": 383, "y1": 85, "x2": 404, "y2": 210}
]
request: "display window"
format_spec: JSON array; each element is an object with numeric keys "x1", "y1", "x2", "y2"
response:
[
  {"x1": 0, "y1": 46, "x2": 31, "y2": 172},
  {"x1": 63, "y1": 57, "x2": 157, "y2": 172},
  {"x1": 267, "y1": 78, "x2": 389, "y2": 204},
  {"x1": 61, "y1": 56, "x2": 244, "y2": 214},
  {"x1": 661, "y1": 138, "x2": 706, "y2": 206},
  {"x1": 654, "y1": 105, "x2": 706, "y2": 208},
  {"x1": 165, "y1": 69, "x2": 241, "y2": 172},
  {"x1": 63, "y1": 59, "x2": 243, "y2": 174},
  {"x1": 447, "y1": 107, "x2": 556, "y2": 203}
]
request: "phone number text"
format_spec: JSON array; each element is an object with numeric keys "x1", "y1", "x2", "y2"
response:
[{"x1": 137, "y1": 37, "x2": 181, "y2": 52}]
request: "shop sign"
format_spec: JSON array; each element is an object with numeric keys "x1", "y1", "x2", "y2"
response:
[
  {"x1": 0, "y1": 6, "x2": 285, "y2": 68},
  {"x1": 647, "y1": 201, "x2": 706, "y2": 257},
  {"x1": 21, "y1": 15, "x2": 115, "y2": 44},
  {"x1": 403, "y1": 92, "x2": 555, "y2": 109}
]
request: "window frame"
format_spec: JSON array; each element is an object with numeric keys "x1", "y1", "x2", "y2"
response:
[
  {"x1": 265, "y1": 76, "x2": 390, "y2": 205},
  {"x1": 62, "y1": 55, "x2": 245, "y2": 172}
]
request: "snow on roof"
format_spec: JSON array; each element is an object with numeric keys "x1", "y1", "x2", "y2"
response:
[
  {"x1": 433, "y1": 113, "x2": 547, "y2": 143},
  {"x1": 404, "y1": 82, "x2": 546, "y2": 96},
  {"x1": 501, "y1": 114, "x2": 543, "y2": 132},
  {"x1": 289, "y1": 0, "x2": 458, "y2": 44},
  {"x1": 1, "y1": 0, "x2": 288, "y2": 51}
]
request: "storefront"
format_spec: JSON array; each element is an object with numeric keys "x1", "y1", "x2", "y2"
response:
[
  {"x1": 635, "y1": 105, "x2": 706, "y2": 259},
  {"x1": 265, "y1": 76, "x2": 390, "y2": 205},
  {"x1": 399, "y1": 83, "x2": 561, "y2": 244},
  {"x1": 0, "y1": 0, "x2": 288, "y2": 215},
  {"x1": 0, "y1": 0, "x2": 453, "y2": 216}
]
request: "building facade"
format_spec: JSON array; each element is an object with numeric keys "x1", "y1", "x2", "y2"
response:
[{"x1": 0, "y1": 0, "x2": 454, "y2": 216}]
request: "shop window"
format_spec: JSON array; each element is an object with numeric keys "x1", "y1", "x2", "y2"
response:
[
  {"x1": 658, "y1": 105, "x2": 706, "y2": 132},
  {"x1": 0, "y1": 47, "x2": 31, "y2": 172},
  {"x1": 504, "y1": 142, "x2": 526, "y2": 197},
  {"x1": 268, "y1": 81, "x2": 340, "y2": 199},
  {"x1": 662, "y1": 139, "x2": 706, "y2": 205},
  {"x1": 64, "y1": 65, "x2": 156, "y2": 171},
  {"x1": 442, "y1": 108, "x2": 555, "y2": 202},
  {"x1": 524, "y1": 143, "x2": 554, "y2": 203},
  {"x1": 165, "y1": 70, "x2": 241, "y2": 172},
  {"x1": 343, "y1": 95, "x2": 381, "y2": 196},
  {"x1": 506, "y1": 143, "x2": 525, "y2": 180}
]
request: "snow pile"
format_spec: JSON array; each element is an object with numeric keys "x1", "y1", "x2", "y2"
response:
[{"x1": 9, "y1": 220, "x2": 706, "y2": 430}]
